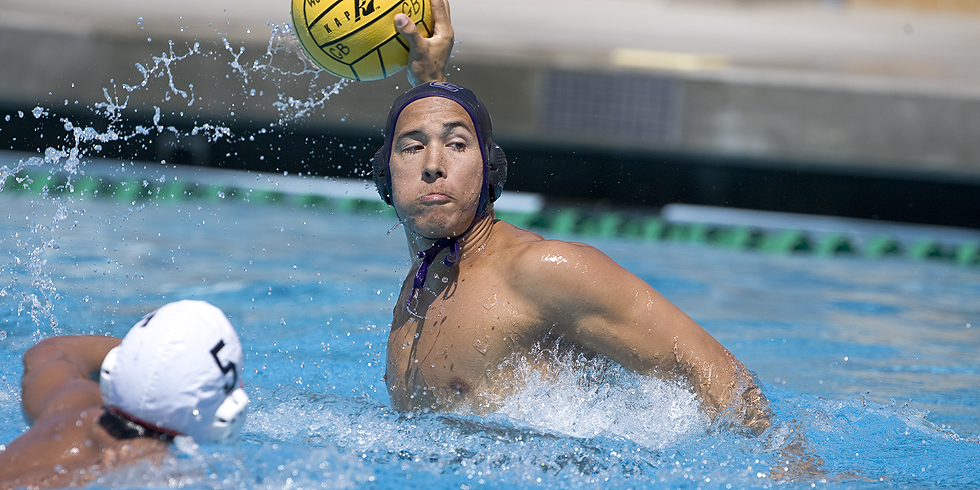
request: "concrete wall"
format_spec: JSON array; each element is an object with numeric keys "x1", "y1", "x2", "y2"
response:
[{"x1": 2, "y1": 22, "x2": 979, "y2": 181}]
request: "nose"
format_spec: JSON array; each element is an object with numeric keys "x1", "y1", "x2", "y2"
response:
[{"x1": 421, "y1": 148, "x2": 446, "y2": 182}]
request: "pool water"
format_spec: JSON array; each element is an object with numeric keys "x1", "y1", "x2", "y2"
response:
[{"x1": 1, "y1": 188, "x2": 978, "y2": 489}]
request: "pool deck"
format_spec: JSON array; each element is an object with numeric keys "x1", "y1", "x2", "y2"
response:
[{"x1": 1, "y1": 0, "x2": 979, "y2": 226}]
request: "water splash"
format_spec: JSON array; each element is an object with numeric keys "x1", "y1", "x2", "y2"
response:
[
  {"x1": 93, "y1": 438, "x2": 367, "y2": 490},
  {"x1": 0, "y1": 21, "x2": 347, "y2": 333},
  {"x1": 244, "y1": 386, "x2": 675, "y2": 487},
  {"x1": 179, "y1": 379, "x2": 979, "y2": 489},
  {"x1": 488, "y1": 341, "x2": 707, "y2": 450}
]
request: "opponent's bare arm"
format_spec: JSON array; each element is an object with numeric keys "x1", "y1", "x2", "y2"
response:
[
  {"x1": 21, "y1": 335, "x2": 121, "y2": 424},
  {"x1": 513, "y1": 239, "x2": 771, "y2": 433},
  {"x1": 395, "y1": 0, "x2": 454, "y2": 85}
]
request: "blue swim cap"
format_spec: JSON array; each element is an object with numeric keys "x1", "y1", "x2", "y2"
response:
[{"x1": 373, "y1": 81, "x2": 507, "y2": 218}]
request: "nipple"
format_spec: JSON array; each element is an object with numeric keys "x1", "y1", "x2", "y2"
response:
[{"x1": 449, "y1": 378, "x2": 471, "y2": 396}]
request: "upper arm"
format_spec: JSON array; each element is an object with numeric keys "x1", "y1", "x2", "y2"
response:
[
  {"x1": 512, "y1": 241, "x2": 749, "y2": 415},
  {"x1": 21, "y1": 335, "x2": 121, "y2": 423},
  {"x1": 514, "y1": 241, "x2": 694, "y2": 368}
]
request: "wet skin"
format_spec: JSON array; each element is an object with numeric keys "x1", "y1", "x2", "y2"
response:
[
  {"x1": 0, "y1": 336, "x2": 169, "y2": 490},
  {"x1": 383, "y1": 98, "x2": 770, "y2": 432}
]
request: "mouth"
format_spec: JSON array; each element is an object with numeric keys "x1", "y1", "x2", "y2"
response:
[{"x1": 420, "y1": 193, "x2": 451, "y2": 203}]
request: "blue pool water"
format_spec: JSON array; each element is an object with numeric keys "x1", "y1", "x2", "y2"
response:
[{"x1": 1, "y1": 186, "x2": 978, "y2": 489}]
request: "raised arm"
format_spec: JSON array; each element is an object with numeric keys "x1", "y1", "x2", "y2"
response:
[
  {"x1": 515, "y1": 240, "x2": 771, "y2": 433},
  {"x1": 395, "y1": 0, "x2": 454, "y2": 85},
  {"x1": 20, "y1": 335, "x2": 121, "y2": 424}
]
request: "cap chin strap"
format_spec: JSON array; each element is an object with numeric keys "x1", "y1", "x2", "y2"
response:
[
  {"x1": 98, "y1": 406, "x2": 177, "y2": 441},
  {"x1": 407, "y1": 209, "x2": 495, "y2": 310},
  {"x1": 408, "y1": 237, "x2": 461, "y2": 309}
]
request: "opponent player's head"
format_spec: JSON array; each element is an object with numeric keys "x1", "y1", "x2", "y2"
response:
[
  {"x1": 373, "y1": 81, "x2": 508, "y2": 219},
  {"x1": 99, "y1": 300, "x2": 249, "y2": 444}
]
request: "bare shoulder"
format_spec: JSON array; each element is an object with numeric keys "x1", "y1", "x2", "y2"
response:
[
  {"x1": 24, "y1": 335, "x2": 120, "y2": 372},
  {"x1": 21, "y1": 335, "x2": 120, "y2": 424},
  {"x1": 490, "y1": 221, "x2": 622, "y2": 300},
  {"x1": 494, "y1": 221, "x2": 612, "y2": 270}
]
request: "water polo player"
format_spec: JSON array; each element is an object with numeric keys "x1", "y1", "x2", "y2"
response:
[
  {"x1": 373, "y1": 3, "x2": 771, "y2": 434},
  {"x1": 0, "y1": 300, "x2": 249, "y2": 489}
]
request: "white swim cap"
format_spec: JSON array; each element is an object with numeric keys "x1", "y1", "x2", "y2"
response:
[{"x1": 99, "y1": 300, "x2": 249, "y2": 444}]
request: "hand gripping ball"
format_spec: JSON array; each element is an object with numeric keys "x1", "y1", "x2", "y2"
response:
[{"x1": 292, "y1": 0, "x2": 433, "y2": 81}]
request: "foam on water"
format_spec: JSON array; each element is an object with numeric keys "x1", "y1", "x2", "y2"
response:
[{"x1": 491, "y1": 343, "x2": 707, "y2": 449}]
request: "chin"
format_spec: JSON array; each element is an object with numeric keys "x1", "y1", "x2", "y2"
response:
[
  {"x1": 409, "y1": 218, "x2": 469, "y2": 240},
  {"x1": 402, "y1": 209, "x2": 475, "y2": 239},
  {"x1": 413, "y1": 225, "x2": 457, "y2": 239}
]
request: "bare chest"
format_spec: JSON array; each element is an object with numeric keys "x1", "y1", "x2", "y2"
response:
[{"x1": 385, "y1": 272, "x2": 540, "y2": 412}]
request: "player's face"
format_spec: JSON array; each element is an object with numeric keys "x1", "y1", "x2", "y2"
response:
[{"x1": 389, "y1": 97, "x2": 484, "y2": 239}]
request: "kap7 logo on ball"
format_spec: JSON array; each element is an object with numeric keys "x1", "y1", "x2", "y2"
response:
[{"x1": 292, "y1": 0, "x2": 433, "y2": 81}]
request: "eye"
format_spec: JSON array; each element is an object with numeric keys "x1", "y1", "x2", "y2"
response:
[
  {"x1": 400, "y1": 142, "x2": 424, "y2": 154},
  {"x1": 448, "y1": 141, "x2": 467, "y2": 152}
]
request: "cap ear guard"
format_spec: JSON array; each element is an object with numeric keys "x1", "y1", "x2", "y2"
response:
[
  {"x1": 210, "y1": 387, "x2": 249, "y2": 444},
  {"x1": 99, "y1": 346, "x2": 120, "y2": 406},
  {"x1": 373, "y1": 145, "x2": 392, "y2": 206},
  {"x1": 487, "y1": 143, "x2": 508, "y2": 203}
]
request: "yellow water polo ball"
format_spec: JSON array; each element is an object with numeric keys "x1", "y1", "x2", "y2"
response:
[{"x1": 292, "y1": 0, "x2": 433, "y2": 81}]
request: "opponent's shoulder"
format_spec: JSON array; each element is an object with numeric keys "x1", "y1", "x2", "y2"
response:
[
  {"x1": 21, "y1": 335, "x2": 120, "y2": 424},
  {"x1": 24, "y1": 335, "x2": 120, "y2": 376}
]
